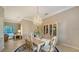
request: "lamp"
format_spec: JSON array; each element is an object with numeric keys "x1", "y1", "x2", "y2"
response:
[
  {"x1": 18, "y1": 29, "x2": 21, "y2": 33},
  {"x1": 18, "y1": 29, "x2": 21, "y2": 35}
]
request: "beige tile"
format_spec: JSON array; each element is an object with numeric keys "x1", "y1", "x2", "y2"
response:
[
  {"x1": 2, "y1": 38, "x2": 79, "y2": 52},
  {"x1": 56, "y1": 44, "x2": 79, "y2": 52},
  {"x1": 2, "y1": 39, "x2": 26, "y2": 52}
]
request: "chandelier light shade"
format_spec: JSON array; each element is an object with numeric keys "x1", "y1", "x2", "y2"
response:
[
  {"x1": 33, "y1": 15, "x2": 42, "y2": 25},
  {"x1": 33, "y1": 6, "x2": 42, "y2": 26}
]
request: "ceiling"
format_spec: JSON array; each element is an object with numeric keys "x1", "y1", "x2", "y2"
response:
[{"x1": 3, "y1": 6, "x2": 74, "y2": 23}]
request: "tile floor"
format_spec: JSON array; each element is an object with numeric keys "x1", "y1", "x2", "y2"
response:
[
  {"x1": 56, "y1": 44, "x2": 79, "y2": 52},
  {"x1": 2, "y1": 39, "x2": 26, "y2": 52},
  {"x1": 2, "y1": 39, "x2": 79, "y2": 52}
]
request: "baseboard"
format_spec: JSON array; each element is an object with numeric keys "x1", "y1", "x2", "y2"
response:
[
  {"x1": 0, "y1": 46, "x2": 4, "y2": 52},
  {"x1": 60, "y1": 43, "x2": 79, "y2": 50}
]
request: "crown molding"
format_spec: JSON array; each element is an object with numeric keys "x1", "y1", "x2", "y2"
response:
[
  {"x1": 43, "y1": 6, "x2": 75, "y2": 20},
  {"x1": 4, "y1": 17, "x2": 32, "y2": 23},
  {"x1": 4, "y1": 6, "x2": 75, "y2": 23},
  {"x1": 4, "y1": 19, "x2": 21, "y2": 23}
]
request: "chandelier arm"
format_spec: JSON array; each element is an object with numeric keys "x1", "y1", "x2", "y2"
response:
[
  {"x1": 33, "y1": 6, "x2": 42, "y2": 26},
  {"x1": 37, "y1": 6, "x2": 39, "y2": 15}
]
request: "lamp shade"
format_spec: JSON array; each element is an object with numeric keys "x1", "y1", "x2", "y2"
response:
[{"x1": 18, "y1": 29, "x2": 21, "y2": 33}]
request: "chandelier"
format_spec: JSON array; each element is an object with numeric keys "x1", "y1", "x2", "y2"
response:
[{"x1": 33, "y1": 6, "x2": 42, "y2": 26}]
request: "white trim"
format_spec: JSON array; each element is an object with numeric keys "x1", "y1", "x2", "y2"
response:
[
  {"x1": 4, "y1": 18, "x2": 32, "y2": 23},
  {"x1": 61, "y1": 43, "x2": 79, "y2": 50},
  {"x1": 0, "y1": 46, "x2": 4, "y2": 52},
  {"x1": 43, "y1": 6, "x2": 75, "y2": 20}
]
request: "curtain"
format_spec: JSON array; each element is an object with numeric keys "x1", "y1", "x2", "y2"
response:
[{"x1": 4, "y1": 24, "x2": 16, "y2": 38}]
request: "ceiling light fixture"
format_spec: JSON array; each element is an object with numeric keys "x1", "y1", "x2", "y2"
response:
[{"x1": 33, "y1": 6, "x2": 42, "y2": 26}]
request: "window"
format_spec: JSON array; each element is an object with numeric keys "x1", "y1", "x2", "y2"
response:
[
  {"x1": 4, "y1": 25, "x2": 15, "y2": 38},
  {"x1": 46, "y1": 25, "x2": 48, "y2": 33},
  {"x1": 53, "y1": 24, "x2": 56, "y2": 36},
  {"x1": 44, "y1": 26, "x2": 45, "y2": 34},
  {"x1": 49, "y1": 24, "x2": 52, "y2": 36}
]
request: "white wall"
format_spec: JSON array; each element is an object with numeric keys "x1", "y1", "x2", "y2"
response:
[
  {"x1": 43, "y1": 7, "x2": 79, "y2": 49},
  {"x1": 20, "y1": 20, "x2": 33, "y2": 39},
  {"x1": 0, "y1": 7, "x2": 4, "y2": 51},
  {"x1": 57, "y1": 7, "x2": 79, "y2": 49}
]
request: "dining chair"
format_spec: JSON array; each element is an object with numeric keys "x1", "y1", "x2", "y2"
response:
[
  {"x1": 49, "y1": 36, "x2": 57, "y2": 52},
  {"x1": 41, "y1": 39, "x2": 50, "y2": 52},
  {"x1": 25, "y1": 35, "x2": 37, "y2": 52},
  {"x1": 41, "y1": 36, "x2": 57, "y2": 52}
]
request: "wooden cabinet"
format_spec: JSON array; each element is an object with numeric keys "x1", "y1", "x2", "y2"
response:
[
  {"x1": 4, "y1": 34, "x2": 9, "y2": 42},
  {"x1": 13, "y1": 34, "x2": 22, "y2": 40}
]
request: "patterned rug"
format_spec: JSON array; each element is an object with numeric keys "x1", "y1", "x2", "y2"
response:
[{"x1": 14, "y1": 44, "x2": 59, "y2": 52}]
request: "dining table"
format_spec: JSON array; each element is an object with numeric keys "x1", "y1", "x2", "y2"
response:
[{"x1": 31, "y1": 37, "x2": 51, "y2": 52}]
